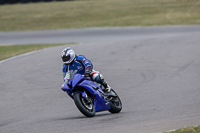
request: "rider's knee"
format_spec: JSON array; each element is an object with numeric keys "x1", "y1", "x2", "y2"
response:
[{"x1": 94, "y1": 74, "x2": 104, "y2": 84}]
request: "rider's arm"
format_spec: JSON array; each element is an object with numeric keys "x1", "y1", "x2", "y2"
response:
[{"x1": 77, "y1": 55, "x2": 93, "y2": 74}]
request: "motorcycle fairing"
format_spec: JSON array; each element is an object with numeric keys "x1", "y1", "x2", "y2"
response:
[
  {"x1": 61, "y1": 83, "x2": 70, "y2": 91},
  {"x1": 78, "y1": 80, "x2": 111, "y2": 112},
  {"x1": 61, "y1": 73, "x2": 111, "y2": 112}
]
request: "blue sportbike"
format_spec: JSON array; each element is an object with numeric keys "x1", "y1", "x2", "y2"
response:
[{"x1": 61, "y1": 70, "x2": 122, "y2": 117}]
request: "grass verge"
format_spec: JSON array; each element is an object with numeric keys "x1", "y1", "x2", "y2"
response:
[
  {"x1": 0, "y1": 0, "x2": 199, "y2": 31},
  {"x1": 0, "y1": 43, "x2": 70, "y2": 61},
  {"x1": 164, "y1": 125, "x2": 200, "y2": 133}
]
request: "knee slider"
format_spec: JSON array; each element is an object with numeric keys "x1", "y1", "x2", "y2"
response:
[{"x1": 99, "y1": 74, "x2": 104, "y2": 80}]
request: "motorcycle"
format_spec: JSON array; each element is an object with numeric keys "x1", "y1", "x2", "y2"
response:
[{"x1": 61, "y1": 70, "x2": 122, "y2": 117}]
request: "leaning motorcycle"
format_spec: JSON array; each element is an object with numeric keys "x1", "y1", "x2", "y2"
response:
[{"x1": 61, "y1": 70, "x2": 122, "y2": 117}]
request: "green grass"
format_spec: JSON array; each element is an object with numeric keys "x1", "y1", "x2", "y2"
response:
[
  {"x1": 0, "y1": 43, "x2": 70, "y2": 61},
  {"x1": 164, "y1": 125, "x2": 200, "y2": 133},
  {"x1": 0, "y1": 0, "x2": 199, "y2": 31}
]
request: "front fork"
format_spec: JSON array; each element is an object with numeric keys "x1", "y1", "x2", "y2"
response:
[{"x1": 73, "y1": 91, "x2": 92, "y2": 104}]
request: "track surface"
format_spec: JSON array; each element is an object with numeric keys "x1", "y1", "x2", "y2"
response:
[{"x1": 0, "y1": 26, "x2": 200, "y2": 133}]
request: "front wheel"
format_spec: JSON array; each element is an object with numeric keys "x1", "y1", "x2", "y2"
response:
[
  {"x1": 108, "y1": 89, "x2": 122, "y2": 113},
  {"x1": 73, "y1": 92, "x2": 95, "y2": 117}
]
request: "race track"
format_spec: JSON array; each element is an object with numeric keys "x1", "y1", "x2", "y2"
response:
[{"x1": 0, "y1": 26, "x2": 200, "y2": 133}]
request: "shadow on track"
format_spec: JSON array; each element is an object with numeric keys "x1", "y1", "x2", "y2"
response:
[{"x1": 54, "y1": 113, "x2": 112, "y2": 121}]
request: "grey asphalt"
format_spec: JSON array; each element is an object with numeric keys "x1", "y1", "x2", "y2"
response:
[{"x1": 0, "y1": 26, "x2": 200, "y2": 133}]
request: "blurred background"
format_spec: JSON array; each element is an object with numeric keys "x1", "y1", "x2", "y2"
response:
[
  {"x1": 0, "y1": 0, "x2": 199, "y2": 31},
  {"x1": 0, "y1": 0, "x2": 72, "y2": 4}
]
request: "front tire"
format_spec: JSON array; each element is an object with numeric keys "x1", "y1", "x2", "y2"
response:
[{"x1": 73, "y1": 92, "x2": 95, "y2": 117}]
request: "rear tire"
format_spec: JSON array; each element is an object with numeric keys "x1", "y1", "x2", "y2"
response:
[
  {"x1": 73, "y1": 92, "x2": 95, "y2": 117},
  {"x1": 108, "y1": 89, "x2": 122, "y2": 113}
]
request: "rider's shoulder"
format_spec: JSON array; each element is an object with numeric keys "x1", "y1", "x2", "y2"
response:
[
  {"x1": 76, "y1": 55, "x2": 87, "y2": 60},
  {"x1": 63, "y1": 63, "x2": 68, "y2": 67}
]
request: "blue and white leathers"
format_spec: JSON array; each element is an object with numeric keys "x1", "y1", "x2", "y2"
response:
[{"x1": 62, "y1": 55, "x2": 93, "y2": 80}]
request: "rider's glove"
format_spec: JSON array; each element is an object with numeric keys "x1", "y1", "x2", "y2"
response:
[{"x1": 64, "y1": 73, "x2": 70, "y2": 83}]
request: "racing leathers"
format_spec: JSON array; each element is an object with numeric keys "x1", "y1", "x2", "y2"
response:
[{"x1": 62, "y1": 55, "x2": 111, "y2": 93}]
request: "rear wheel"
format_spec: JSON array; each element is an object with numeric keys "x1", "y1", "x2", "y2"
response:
[
  {"x1": 73, "y1": 92, "x2": 95, "y2": 117},
  {"x1": 108, "y1": 89, "x2": 122, "y2": 113}
]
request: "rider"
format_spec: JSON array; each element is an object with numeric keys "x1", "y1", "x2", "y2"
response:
[{"x1": 61, "y1": 47, "x2": 111, "y2": 93}]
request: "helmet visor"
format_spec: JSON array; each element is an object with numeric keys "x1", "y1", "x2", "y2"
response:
[{"x1": 62, "y1": 55, "x2": 70, "y2": 62}]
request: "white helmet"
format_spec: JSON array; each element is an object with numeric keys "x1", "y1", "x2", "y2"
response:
[{"x1": 61, "y1": 47, "x2": 75, "y2": 64}]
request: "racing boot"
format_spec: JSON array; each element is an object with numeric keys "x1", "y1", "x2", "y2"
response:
[{"x1": 102, "y1": 81, "x2": 111, "y2": 93}]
